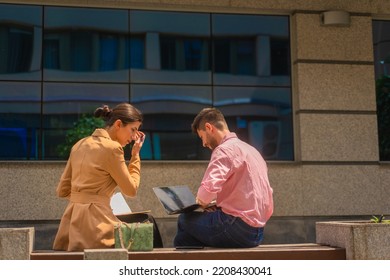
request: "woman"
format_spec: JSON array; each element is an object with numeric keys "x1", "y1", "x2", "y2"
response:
[{"x1": 53, "y1": 103, "x2": 152, "y2": 251}]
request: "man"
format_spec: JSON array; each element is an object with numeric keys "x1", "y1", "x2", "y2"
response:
[{"x1": 174, "y1": 108, "x2": 273, "y2": 248}]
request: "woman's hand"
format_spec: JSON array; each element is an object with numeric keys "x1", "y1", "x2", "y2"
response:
[{"x1": 131, "y1": 131, "x2": 145, "y2": 157}]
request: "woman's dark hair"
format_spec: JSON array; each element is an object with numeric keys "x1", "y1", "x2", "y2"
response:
[
  {"x1": 94, "y1": 103, "x2": 143, "y2": 127},
  {"x1": 191, "y1": 107, "x2": 227, "y2": 134}
]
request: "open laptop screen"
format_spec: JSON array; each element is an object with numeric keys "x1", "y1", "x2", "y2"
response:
[{"x1": 152, "y1": 186, "x2": 200, "y2": 215}]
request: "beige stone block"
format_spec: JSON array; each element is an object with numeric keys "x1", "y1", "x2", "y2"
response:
[
  {"x1": 84, "y1": 248, "x2": 128, "y2": 260},
  {"x1": 51, "y1": 0, "x2": 230, "y2": 10},
  {"x1": 294, "y1": 13, "x2": 373, "y2": 62},
  {"x1": 160, "y1": 0, "x2": 230, "y2": 7},
  {"x1": 0, "y1": 228, "x2": 34, "y2": 260},
  {"x1": 299, "y1": 114, "x2": 379, "y2": 161},
  {"x1": 268, "y1": 163, "x2": 303, "y2": 216},
  {"x1": 230, "y1": 0, "x2": 381, "y2": 13},
  {"x1": 316, "y1": 221, "x2": 390, "y2": 259},
  {"x1": 0, "y1": 162, "x2": 66, "y2": 220},
  {"x1": 301, "y1": 165, "x2": 384, "y2": 216},
  {"x1": 296, "y1": 63, "x2": 376, "y2": 111}
]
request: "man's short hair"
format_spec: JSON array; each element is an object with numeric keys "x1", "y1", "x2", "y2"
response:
[{"x1": 191, "y1": 108, "x2": 227, "y2": 134}]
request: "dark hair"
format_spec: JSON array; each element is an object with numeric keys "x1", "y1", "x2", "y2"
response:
[
  {"x1": 191, "y1": 107, "x2": 227, "y2": 134},
  {"x1": 94, "y1": 103, "x2": 143, "y2": 127}
]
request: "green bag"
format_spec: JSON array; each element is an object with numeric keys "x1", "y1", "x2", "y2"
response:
[{"x1": 114, "y1": 221, "x2": 153, "y2": 251}]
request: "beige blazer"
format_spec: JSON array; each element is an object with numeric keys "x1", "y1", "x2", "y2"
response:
[{"x1": 53, "y1": 129, "x2": 141, "y2": 251}]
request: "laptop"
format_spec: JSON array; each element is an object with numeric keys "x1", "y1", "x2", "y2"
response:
[
  {"x1": 152, "y1": 185, "x2": 203, "y2": 215},
  {"x1": 110, "y1": 192, "x2": 150, "y2": 218}
]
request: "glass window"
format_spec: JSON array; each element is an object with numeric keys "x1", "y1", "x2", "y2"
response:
[
  {"x1": 0, "y1": 4, "x2": 42, "y2": 80},
  {"x1": 212, "y1": 14, "x2": 290, "y2": 86},
  {"x1": 214, "y1": 38, "x2": 256, "y2": 75},
  {"x1": 130, "y1": 35, "x2": 145, "y2": 69},
  {"x1": 42, "y1": 83, "x2": 128, "y2": 159},
  {"x1": 0, "y1": 82, "x2": 41, "y2": 159},
  {"x1": 214, "y1": 86, "x2": 293, "y2": 160},
  {"x1": 212, "y1": 14, "x2": 292, "y2": 160},
  {"x1": 0, "y1": 5, "x2": 293, "y2": 161},
  {"x1": 128, "y1": 10, "x2": 213, "y2": 160},
  {"x1": 131, "y1": 84, "x2": 212, "y2": 159},
  {"x1": 43, "y1": 7, "x2": 129, "y2": 82},
  {"x1": 373, "y1": 20, "x2": 390, "y2": 161},
  {"x1": 130, "y1": 10, "x2": 211, "y2": 85}
]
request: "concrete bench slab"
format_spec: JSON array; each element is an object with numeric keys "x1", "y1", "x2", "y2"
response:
[{"x1": 30, "y1": 243, "x2": 346, "y2": 260}]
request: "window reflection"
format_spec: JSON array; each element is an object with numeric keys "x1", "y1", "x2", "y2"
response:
[
  {"x1": 130, "y1": 35, "x2": 145, "y2": 69},
  {"x1": 214, "y1": 38, "x2": 256, "y2": 75},
  {"x1": 131, "y1": 84, "x2": 211, "y2": 113},
  {"x1": 211, "y1": 14, "x2": 292, "y2": 160},
  {"x1": 0, "y1": 5, "x2": 293, "y2": 161},
  {"x1": 0, "y1": 4, "x2": 42, "y2": 80},
  {"x1": 131, "y1": 84, "x2": 212, "y2": 159},
  {"x1": 214, "y1": 86, "x2": 293, "y2": 160},
  {"x1": 160, "y1": 36, "x2": 210, "y2": 71},
  {"x1": 43, "y1": 7, "x2": 129, "y2": 82},
  {"x1": 0, "y1": 82, "x2": 41, "y2": 159},
  {"x1": 212, "y1": 14, "x2": 290, "y2": 86},
  {"x1": 42, "y1": 83, "x2": 128, "y2": 159},
  {"x1": 130, "y1": 10, "x2": 211, "y2": 85}
]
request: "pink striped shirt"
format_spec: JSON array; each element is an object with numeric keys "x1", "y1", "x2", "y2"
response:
[{"x1": 197, "y1": 132, "x2": 273, "y2": 228}]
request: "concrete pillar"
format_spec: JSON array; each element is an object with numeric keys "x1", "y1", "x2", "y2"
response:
[{"x1": 0, "y1": 227, "x2": 34, "y2": 260}]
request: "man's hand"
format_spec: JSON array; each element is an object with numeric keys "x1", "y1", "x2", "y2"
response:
[
  {"x1": 196, "y1": 197, "x2": 208, "y2": 208},
  {"x1": 196, "y1": 197, "x2": 217, "y2": 212}
]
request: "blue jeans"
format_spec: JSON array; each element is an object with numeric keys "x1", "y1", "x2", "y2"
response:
[{"x1": 174, "y1": 209, "x2": 264, "y2": 248}]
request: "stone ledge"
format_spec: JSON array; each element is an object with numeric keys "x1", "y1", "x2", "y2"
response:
[{"x1": 316, "y1": 221, "x2": 390, "y2": 260}]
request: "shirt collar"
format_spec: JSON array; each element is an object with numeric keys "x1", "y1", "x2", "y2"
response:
[{"x1": 221, "y1": 132, "x2": 237, "y2": 144}]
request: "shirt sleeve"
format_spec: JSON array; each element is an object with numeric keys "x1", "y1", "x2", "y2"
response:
[
  {"x1": 197, "y1": 148, "x2": 233, "y2": 204},
  {"x1": 106, "y1": 146, "x2": 141, "y2": 197}
]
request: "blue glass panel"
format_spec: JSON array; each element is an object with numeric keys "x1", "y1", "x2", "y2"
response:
[
  {"x1": 43, "y1": 7, "x2": 129, "y2": 82},
  {"x1": 0, "y1": 82, "x2": 41, "y2": 159},
  {"x1": 214, "y1": 86, "x2": 293, "y2": 160},
  {"x1": 0, "y1": 5, "x2": 293, "y2": 161},
  {"x1": 130, "y1": 36, "x2": 144, "y2": 69},
  {"x1": 0, "y1": 4, "x2": 42, "y2": 80},
  {"x1": 130, "y1": 10, "x2": 211, "y2": 85},
  {"x1": 131, "y1": 84, "x2": 212, "y2": 159},
  {"x1": 212, "y1": 14, "x2": 290, "y2": 86},
  {"x1": 42, "y1": 83, "x2": 129, "y2": 159}
]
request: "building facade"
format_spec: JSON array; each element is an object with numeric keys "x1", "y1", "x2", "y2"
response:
[{"x1": 0, "y1": 0, "x2": 389, "y2": 248}]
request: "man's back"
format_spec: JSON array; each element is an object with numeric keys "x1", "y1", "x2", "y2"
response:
[{"x1": 200, "y1": 132, "x2": 274, "y2": 227}]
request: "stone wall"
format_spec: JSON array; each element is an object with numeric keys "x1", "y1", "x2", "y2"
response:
[{"x1": 1, "y1": 162, "x2": 389, "y2": 221}]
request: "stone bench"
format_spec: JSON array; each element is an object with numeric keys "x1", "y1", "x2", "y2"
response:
[{"x1": 30, "y1": 243, "x2": 346, "y2": 260}]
